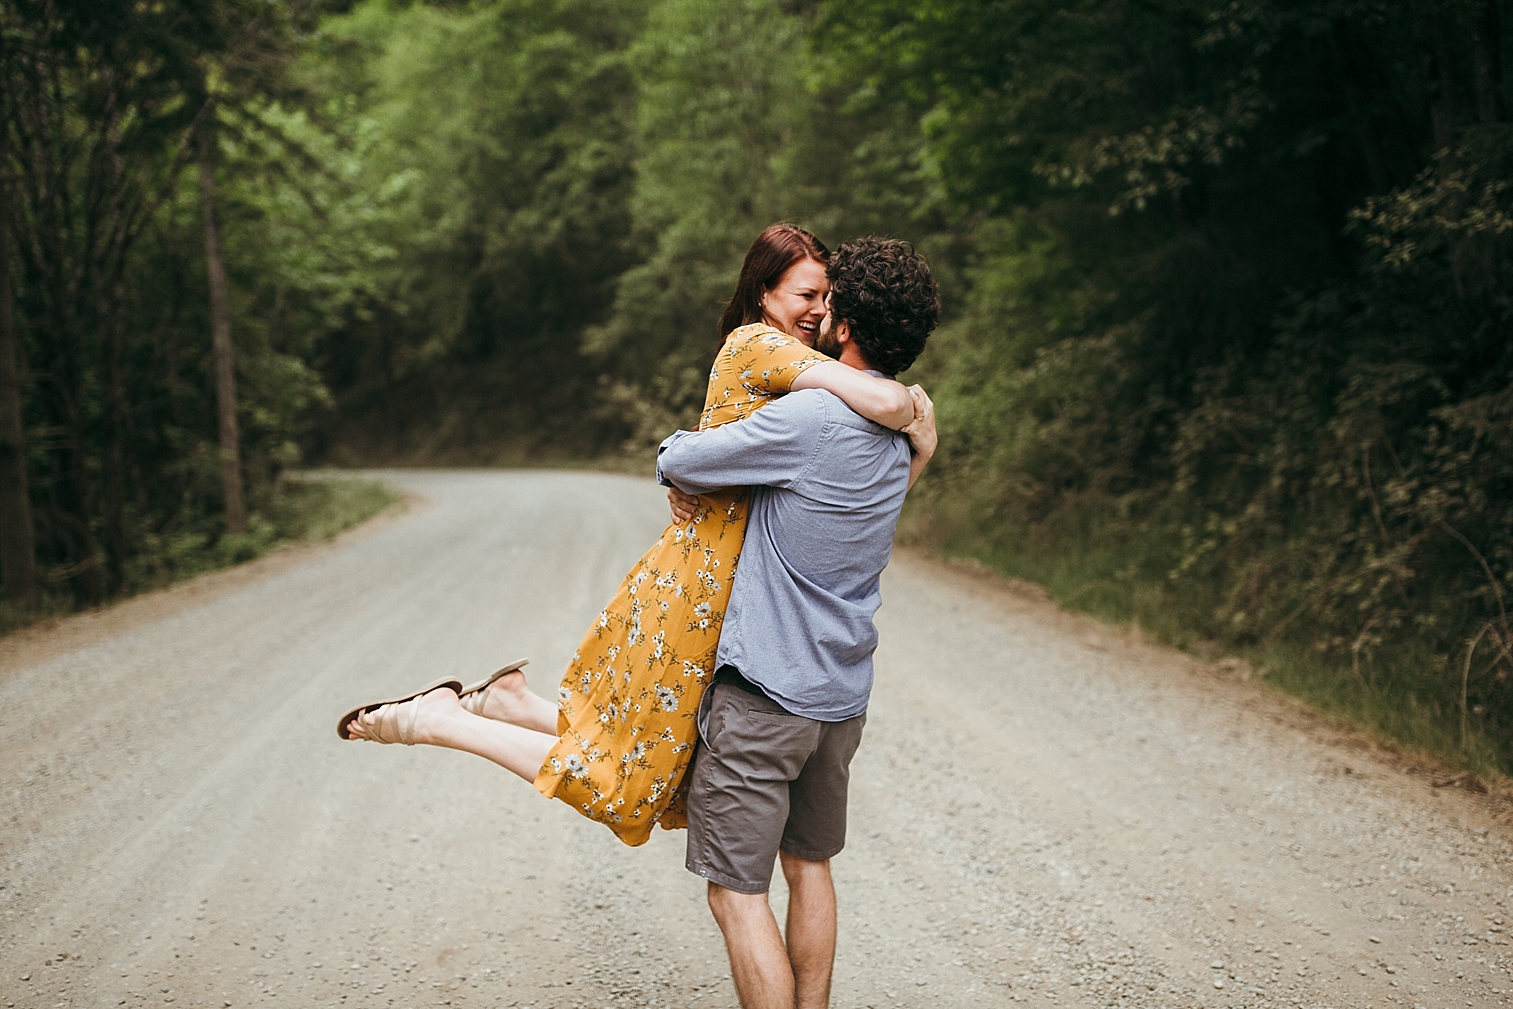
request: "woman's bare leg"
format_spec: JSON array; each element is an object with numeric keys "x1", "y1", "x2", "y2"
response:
[
  {"x1": 472, "y1": 668, "x2": 559, "y2": 734},
  {"x1": 347, "y1": 687, "x2": 556, "y2": 782}
]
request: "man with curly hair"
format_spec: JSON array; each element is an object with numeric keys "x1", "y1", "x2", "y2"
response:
[{"x1": 656, "y1": 236, "x2": 941, "y2": 1009}]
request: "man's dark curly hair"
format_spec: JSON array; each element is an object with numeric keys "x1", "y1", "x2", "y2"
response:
[{"x1": 827, "y1": 237, "x2": 941, "y2": 376}]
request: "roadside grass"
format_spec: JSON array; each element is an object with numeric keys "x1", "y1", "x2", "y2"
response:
[
  {"x1": 901, "y1": 493, "x2": 1511, "y2": 785},
  {"x1": 0, "y1": 476, "x2": 399, "y2": 637},
  {"x1": 264, "y1": 476, "x2": 400, "y2": 546}
]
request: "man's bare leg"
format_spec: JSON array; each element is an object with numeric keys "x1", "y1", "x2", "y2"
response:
[
  {"x1": 346, "y1": 687, "x2": 555, "y2": 781},
  {"x1": 706, "y1": 884, "x2": 795, "y2": 1009},
  {"x1": 780, "y1": 852, "x2": 837, "y2": 1009},
  {"x1": 472, "y1": 668, "x2": 558, "y2": 734}
]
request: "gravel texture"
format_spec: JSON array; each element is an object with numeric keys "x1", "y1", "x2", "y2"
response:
[{"x1": 2, "y1": 469, "x2": 1512, "y2": 1009}]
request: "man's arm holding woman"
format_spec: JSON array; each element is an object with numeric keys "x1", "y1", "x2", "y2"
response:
[{"x1": 658, "y1": 394, "x2": 825, "y2": 497}]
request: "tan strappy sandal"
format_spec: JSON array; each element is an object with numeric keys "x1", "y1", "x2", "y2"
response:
[
  {"x1": 336, "y1": 677, "x2": 463, "y2": 741},
  {"x1": 457, "y1": 658, "x2": 530, "y2": 717}
]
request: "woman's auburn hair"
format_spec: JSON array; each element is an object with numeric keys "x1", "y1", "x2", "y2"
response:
[{"x1": 717, "y1": 223, "x2": 830, "y2": 343}]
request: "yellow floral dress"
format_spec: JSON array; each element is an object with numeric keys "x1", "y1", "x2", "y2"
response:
[{"x1": 534, "y1": 323, "x2": 829, "y2": 846}]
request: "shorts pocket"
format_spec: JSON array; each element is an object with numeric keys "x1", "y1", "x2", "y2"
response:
[
  {"x1": 733, "y1": 705, "x2": 818, "y2": 761},
  {"x1": 700, "y1": 690, "x2": 732, "y2": 753}
]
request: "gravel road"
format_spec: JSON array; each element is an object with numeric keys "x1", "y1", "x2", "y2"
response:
[{"x1": 4, "y1": 469, "x2": 1513, "y2": 1009}]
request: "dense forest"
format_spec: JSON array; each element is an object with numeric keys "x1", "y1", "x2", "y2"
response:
[{"x1": 2, "y1": 0, "x2": 1510, "y2": 771}]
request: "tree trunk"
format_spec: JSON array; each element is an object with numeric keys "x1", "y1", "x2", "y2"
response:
[
  {"x1": 99, "y1": 278, "x2": 129, "y2": 594},
  {"x1": 1474, "y1": 0, "x2": 1505, "y2": 123},
  {"x1": 198, "y1": 128, "x2": 245, "y2": 535},
  {"x1": 0, "y1": 184, "x2": 37, "y2": 606},
  {"x1": 1424, "y1": 45, "x2": 1457, "y2": 153},
  {"x1": 1328, "y1": 28, "x2": 1387, "y2": 195}
]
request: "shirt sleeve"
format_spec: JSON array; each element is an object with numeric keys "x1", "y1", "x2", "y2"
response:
[{"x1": 657, "y1": 392, "x2": 828, "y2": 494}]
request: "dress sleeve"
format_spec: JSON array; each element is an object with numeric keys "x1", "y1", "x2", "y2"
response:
[{"x1": 724, "y1": 326, "x2": 829, "y2": 398}]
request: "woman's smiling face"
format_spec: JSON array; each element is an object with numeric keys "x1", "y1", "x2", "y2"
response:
[{"x1": 761, "y1": 257, "x2": 830, "y2": 346}]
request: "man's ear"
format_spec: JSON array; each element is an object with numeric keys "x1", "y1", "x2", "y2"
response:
[{"x1": 834, "y1": 318, "x2": 852, "y2": 344}]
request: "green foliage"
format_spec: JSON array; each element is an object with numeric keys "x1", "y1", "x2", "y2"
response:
[
  {"x1": 585, "y1": 0, "x2": 833, "y2": 446},
  {"x1": 0, "y1": 0, "x2": 337, "y2": 604},
  {"x1": 859, "y1": 0, "x2": 1513, "y2": 770},
  {"x1": 582, "y1": 0, "x2": 946, "y2": 449},
  {"x1": 302, "y1": 0, "x2": 644, "y2": 459}
]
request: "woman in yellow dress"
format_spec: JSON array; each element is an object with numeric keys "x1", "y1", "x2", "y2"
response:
[{"x1": 338, "y1": 224, "x2": 934, "y2": 846}]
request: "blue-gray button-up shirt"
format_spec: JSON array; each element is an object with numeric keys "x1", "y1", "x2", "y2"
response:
[{"x1": 656, "y1": 384, "x2": 911, "y2": 720}]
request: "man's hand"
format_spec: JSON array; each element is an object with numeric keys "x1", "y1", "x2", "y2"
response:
[
  {"x1": 668, "y1": 485, "x2": 700, "y2": 523},
  {"x1": 902, "y1": 385, "x2": 936, "y2": 461}
]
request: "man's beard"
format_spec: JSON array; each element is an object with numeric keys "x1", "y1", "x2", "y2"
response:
[{"x1": 814, "y1": 319, "x2": 843, "y2": 359}]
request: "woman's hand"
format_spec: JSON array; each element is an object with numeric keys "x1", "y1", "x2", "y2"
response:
[
  {"x1": 903, "y1": 386, "x2": 936, "y2": 490},
  {"x1": 667, "y1": 486, "x2": 700, "y2": 523},
  {"x1": 903, "y1": 385, "x2": 936, "y2": 459}
]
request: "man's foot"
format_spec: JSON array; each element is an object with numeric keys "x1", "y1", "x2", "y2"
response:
[{"x1": 346, "y1": 686, "x2": 461, "y2": 745}]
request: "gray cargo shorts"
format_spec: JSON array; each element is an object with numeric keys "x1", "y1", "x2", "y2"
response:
[{"x1": 685, "y1": 679, "x2": 866, "y2": 895}]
